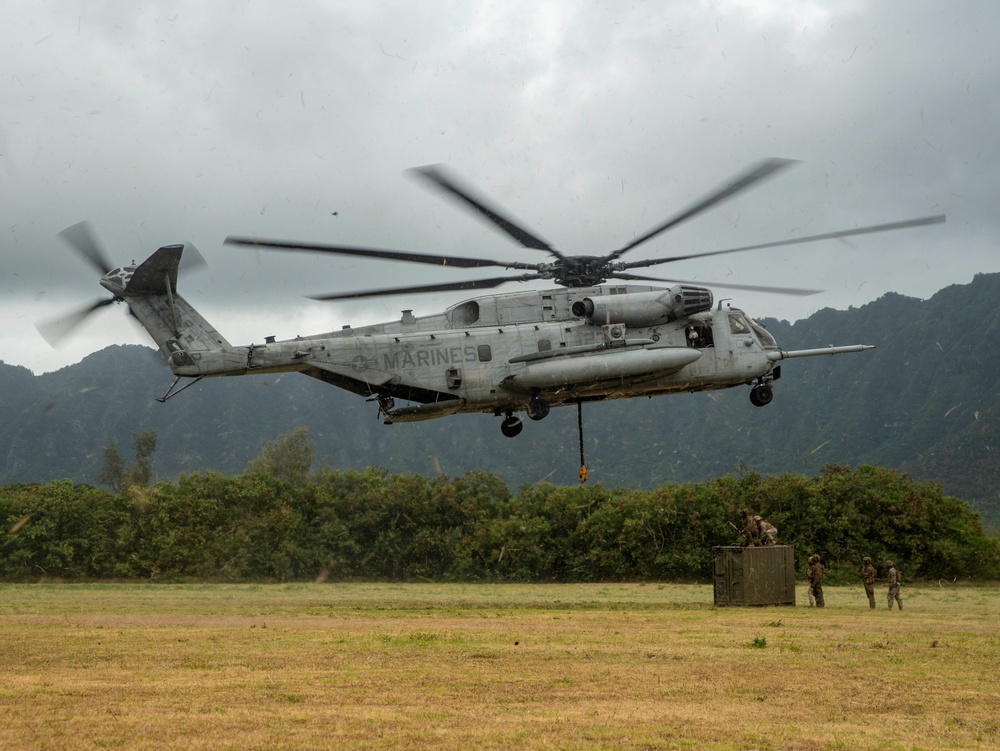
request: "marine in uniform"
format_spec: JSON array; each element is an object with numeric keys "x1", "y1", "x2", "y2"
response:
[
  {"x1": 885, "y1": 560, "x2": 903, "y2": 610},
  {"x1": 861, "y1": 556, "x2": 877, "y2": 609}
]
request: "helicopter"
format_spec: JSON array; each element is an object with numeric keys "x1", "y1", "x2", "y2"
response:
[{"x1": 43, "y1": 159, "x2": 944, "y2": 452}]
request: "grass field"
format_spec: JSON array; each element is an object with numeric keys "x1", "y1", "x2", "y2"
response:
[{"x1": 1, "y1": 582, "x2": 998, "y2": 750}]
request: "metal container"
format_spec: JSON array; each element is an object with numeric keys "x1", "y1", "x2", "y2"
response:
[{"x1": 712, "y1": 545, "x2": 796, "y2": 606}]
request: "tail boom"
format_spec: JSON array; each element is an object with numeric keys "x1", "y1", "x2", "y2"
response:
[{"x1": 103, "y1": 245, "x2": 236, "y2": 376}]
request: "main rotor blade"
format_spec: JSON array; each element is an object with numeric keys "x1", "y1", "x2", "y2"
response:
[
  {"x1": 309, "y1": 273, "x2": 543, "y2": 301},
  {"x1": 620, "y1": 214, "x2": 947, "y2": 271},
  {"x1": 36, "y1": 297, "x2": 117, "y2": 347},
  {"x1": 604, "y1": 158, "x2": 798, "y2": 262},
  {"x1": 609, "y1": 272, "x2": 821, "y2": 296},
  {"x1": 408, "y1": 164, "x2": 563, "y2": 259},
  {"x1": 225, "y1": 236, "x2": 540, "y2": 272},
  {"x1": 58, "y1": 221, "x2": 115, "y2": 275}
]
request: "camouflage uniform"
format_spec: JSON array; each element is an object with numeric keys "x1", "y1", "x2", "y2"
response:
[
  {"x1": 739, "y1": 510, "x2": 761, "y2": 547},
  {"x1": 758, "y1": 517, "x2": 778, "y2": 546},
  {"x1": 808, "y1": 554, "x2": 825, "y2": 608},
  {"x1": 861, "y1": 557, "x2": 877, "y2": 609},
  {"x1": 885, "y1": 561, "x2": 903, "y2": 610}
]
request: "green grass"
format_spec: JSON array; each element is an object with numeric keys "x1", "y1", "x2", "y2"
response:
[{"x1": 0, "y1": 582, "x2": 997, "y2": 749}]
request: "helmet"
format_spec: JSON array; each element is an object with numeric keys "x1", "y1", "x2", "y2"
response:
[
  {"x1": 885, "y1": 560, "x2": 894, "y2": 568},
  {"x1": 863, "y1": 556, "x2": 871, "y2": 563}
]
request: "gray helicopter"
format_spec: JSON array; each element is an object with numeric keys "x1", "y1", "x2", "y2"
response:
[{"x1": 44, "y1": 159, "x2": 944, "y2": 446}]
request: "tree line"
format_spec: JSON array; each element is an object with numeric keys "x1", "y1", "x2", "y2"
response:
[{"x1": 2, "y1": 452, "x2": 997, "y2": 583}]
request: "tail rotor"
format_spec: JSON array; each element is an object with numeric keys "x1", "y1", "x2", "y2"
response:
[
  {"x1": 37, "y1": 222, "x2": 206, "y2": 348},
  {"x1": 37, "y1": 222, "x2": 122, "y2": 347}
]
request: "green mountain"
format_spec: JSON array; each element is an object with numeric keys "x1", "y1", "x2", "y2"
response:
[{"x1": 4, "y1": 273, "x2": 999, "y2": 524}]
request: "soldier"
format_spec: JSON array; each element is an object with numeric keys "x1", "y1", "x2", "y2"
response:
[
  {"x1": 806, "y1": 554, "x2": 818, "y2": 606},
  {"x1": 739, "y1": 509, "x2": 761, "y2": 547},
  {"x1": 861, "y1": 556, "x2": 877, "y2": 609},
  {"x1": 808, "y1": 554, "x2": 825, "y2": 607},
  {"x1": 758, "y1": 516, "x2": 778, "y2": 545},
  {"x1": 885, "y1": 560, "x2": 903, "y2": 610}
]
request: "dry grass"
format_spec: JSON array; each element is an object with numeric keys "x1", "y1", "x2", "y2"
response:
[{"x1": 1, "y1": 582, "x2": 998, "y2": 750}]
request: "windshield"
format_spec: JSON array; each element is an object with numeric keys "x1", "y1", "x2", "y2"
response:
[
  {"x1": 747, "y1": 316, "x2": 777, "y2": 349},
  {"x1": 728, "y1": 312, "x2": 750, "y2": 335},
  {"x1": 728, "y1": 311, "x2": 777, "y2": 349}
]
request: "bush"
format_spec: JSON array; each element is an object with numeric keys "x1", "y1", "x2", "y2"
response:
[{"x1": 2, "y1": 466, "x2": 998, "y2": 582}]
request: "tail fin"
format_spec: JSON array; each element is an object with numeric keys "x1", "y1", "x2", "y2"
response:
[{"x1": 105, "y1": 245, "x2": 231, "y2": 369}]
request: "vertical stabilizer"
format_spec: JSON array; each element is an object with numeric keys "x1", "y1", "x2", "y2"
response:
[{"x1": 101, "y1": 245, "x2": 231, "y2": 371}]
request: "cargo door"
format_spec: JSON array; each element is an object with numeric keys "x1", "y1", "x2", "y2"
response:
[{"x1": 713, "y1": 546, "x2": 744, "y2": 606}]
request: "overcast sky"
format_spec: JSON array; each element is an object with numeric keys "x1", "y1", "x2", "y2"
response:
[{"x1": 2, "y1": 0, "x2": 997, "y2": 374}]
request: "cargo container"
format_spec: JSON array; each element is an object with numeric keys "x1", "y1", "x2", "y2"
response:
[{"x1": 713, "y1": 545, "x2": 796, "y2": 606}]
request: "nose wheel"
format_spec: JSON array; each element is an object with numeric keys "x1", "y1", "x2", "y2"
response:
[{"x1": 749, "y1": 384, "x2": 773, "y2": 407}]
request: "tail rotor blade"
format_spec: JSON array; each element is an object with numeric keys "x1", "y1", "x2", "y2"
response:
[
  {"x1": 58, "y1": 221, "x2": 115, "y2": 276},
  {"x1": 36, "y1": 297, "x2": 117, "y2": 347}
]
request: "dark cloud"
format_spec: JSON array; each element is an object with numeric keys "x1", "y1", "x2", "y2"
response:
[{"x1": 2, "y1": 0, "x2": 997, "y2": 372}]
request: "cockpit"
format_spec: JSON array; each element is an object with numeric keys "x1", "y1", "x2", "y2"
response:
[{"x1": 728, "y1": 310, "x2": 777, "y2": 349}]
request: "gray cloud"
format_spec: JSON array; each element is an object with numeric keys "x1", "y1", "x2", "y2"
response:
[{"x1": 2, "y1": 0, "x2": 997, "y2": 373}]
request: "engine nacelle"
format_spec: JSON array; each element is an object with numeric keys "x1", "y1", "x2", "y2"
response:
[{"x1": 571, "y1": 285, "x2": 713, "y2": 326}]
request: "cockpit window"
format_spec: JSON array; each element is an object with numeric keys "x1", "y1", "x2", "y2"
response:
[
  {"x1": 747, "y1": 316, "x2": 777, "y2": 349},
  {"x1": 728, "y1": 313, "x2": 751, "y2": 335}
]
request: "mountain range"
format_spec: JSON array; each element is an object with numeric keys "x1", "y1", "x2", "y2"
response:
[{"x1": 4, "y1": 273, "x2": 999, "y2": 526}]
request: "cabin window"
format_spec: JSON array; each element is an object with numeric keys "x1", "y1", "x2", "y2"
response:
[
  {"x1": 537, "y1": 339, "x2": 552, "y2": 352},
  {"x1": 449, "y1": 300, "x2": 480, "y2": 326},
  {"x1": 477, "y1": 344, "x2": 492, "y2": 362},
  {"x1": 686, "y1": 324, "x2": 714, "y2": 348}
]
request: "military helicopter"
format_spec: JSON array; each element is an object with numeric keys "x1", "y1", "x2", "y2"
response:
[{"x1": 43, "y1": 159, "x2": 944, "y2": 456}]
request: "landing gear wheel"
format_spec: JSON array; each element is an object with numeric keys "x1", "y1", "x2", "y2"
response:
[
  {"x1": 501, "y1": 415, "x2": 523, "y2": 437},
  {"x1": 750, "y1": 384, "x2": 773, "y2": 407},
  {"x1": 527, "y1": 397, "x2": 550, "y2": 421}
]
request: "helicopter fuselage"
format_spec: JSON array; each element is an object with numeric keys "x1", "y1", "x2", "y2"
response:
[{"x1": 109, "y1": 250, "x2": 871, "y2": 435}]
